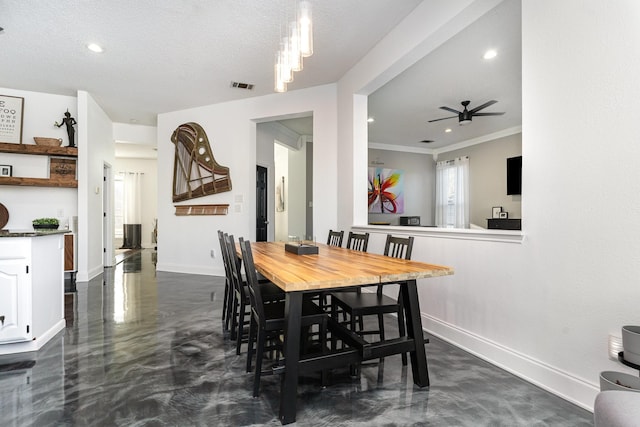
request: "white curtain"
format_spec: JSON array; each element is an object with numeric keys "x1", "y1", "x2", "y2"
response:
[
  {"x1": 122, "y1": 172, "x2": 143, "y2": 224},
  {"x1": 435, "y1": 156, "x2": 469, "y2": 228}
]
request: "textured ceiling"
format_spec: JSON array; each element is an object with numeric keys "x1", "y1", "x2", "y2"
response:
[
  {"x1": 1, "y1": 0, "x2": 521, "y2": 153},
  {"x1": 368, "y1": 0, "x2": 521, "y2": 150},
  {"x1": 0, "y1": 0, "x2": 422, "y2": 126}
]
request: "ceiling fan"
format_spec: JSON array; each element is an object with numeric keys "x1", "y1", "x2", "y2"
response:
[{"x1": 428, "y1": 100, "x2": 504, "y2": 125}]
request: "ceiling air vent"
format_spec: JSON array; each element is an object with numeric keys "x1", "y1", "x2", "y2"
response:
[{"x1": 230, "y1": 81, "x2": 254, "y2": 90}]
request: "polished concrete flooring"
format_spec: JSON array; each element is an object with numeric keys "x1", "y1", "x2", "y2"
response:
[{"x1": 1, "y1": 250, "x2": 594, "y2": 426}]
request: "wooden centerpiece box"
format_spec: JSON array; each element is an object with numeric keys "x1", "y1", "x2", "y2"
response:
[{"x1": 285, "y1": 243, "x2": 319, "y2": 255}]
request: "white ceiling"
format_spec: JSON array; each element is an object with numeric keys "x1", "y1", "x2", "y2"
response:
[
  {"x1": 1, "y1": 0, "x2": 521, "y2": 154},
  {"x1": 0, "y1": 0, "x2": 421, "y2": 126},
  {"x1": 368, "y1": 0, "x2": 521, "y2": 150}
]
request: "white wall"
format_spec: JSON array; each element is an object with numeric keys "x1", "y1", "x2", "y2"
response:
[
  {"x1": 113, "y1": 157, "x2": 158, "y2": 248},
  {"x1": 437, "y1": 133, "x2": 522, "y2": 227},
  {"x1": 77, "y1": 91, "x2": 114, "y2": 282},
  {"x1": 339, "y1": 0, "x2": 640, "y2": 412},
  {"x1": 156, "y1": 84, "x2": 337, "y2": 276},
  {"x1": 367, "y1": 149, "x2": 435, "y2": 226},
  {"x1": 0, "y1": 87, "x2": 78, "y2": 230},
  {"x1": 274, "y1": 143, "x2": 288, "y2": 241},
  {"x1": 287, "y1": 142, "x2": 307, "y2": 239}
]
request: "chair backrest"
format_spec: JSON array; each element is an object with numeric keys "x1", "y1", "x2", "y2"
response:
[
  {"x1": 224, "y1": 233, "x2": 249, "y2": 301},
  {"x1": 383, "y1": 234, "x2": 414, "y2": 260},
  {"x1": 239, "y1": 238, "x2": 266, "y2": 323},
  {"x1": 380, "y1": 234, "x2": 414, "y2": 295},
  {"x1": 327, "y1": 229, "x2": 344, "y2": 247},
  {"x1": 346, "y1": 231, "x2": 369, "y2": 252},
  {"x1": 218, "y1": 230, "x2": 232, "y2": 283}
]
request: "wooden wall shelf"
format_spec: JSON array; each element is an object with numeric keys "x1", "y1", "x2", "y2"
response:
[
  {"x1": 0, "y1": 142, "x2": 77, "y2": 157},
  {"x1": 0, "y1": 177, "x2": 77, "y2": 188},
  {"x1": 174, "y1": 204, "x2": 229, "y2": 216},
  {"x1": 0, "y1": 143, "x2": 78, "y2": 188}
]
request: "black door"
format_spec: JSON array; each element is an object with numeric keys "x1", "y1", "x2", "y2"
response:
[{"x1": 256, "y1": 165, "x2": 268, "y2": 241}]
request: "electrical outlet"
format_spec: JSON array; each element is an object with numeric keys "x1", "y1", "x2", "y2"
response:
[{"x1": 210, "y1": 249, "x2": 216, "y2": 258}]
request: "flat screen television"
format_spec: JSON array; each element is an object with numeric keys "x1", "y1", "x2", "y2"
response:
[{"x1": 507, "y1": 155, "x2": 522, "y2": 195}]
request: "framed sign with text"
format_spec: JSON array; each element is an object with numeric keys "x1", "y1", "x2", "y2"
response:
[{"x1": 0, "y1": 95, "x2": 24, "y2": 144}]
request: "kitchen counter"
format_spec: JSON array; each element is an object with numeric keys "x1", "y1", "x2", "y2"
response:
[{"x1": 0, "y1": 229, "x2": 69, "y2": 238}]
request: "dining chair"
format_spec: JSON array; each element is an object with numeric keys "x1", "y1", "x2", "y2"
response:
[
  {"x1": 326, "y1": 229, "x2": 344, "y2": 247},
  {"x1": 327, "y1": 231, "x2": 370, "y2": 318},
  {"x1": 239, "y1": 238, "x2": 329, "y2": 397},
  {"x1": 217, "y1": 230, "x2": 233, "y2": 333},
  {"x1": 330, "y1": 234, "x2": 413, "y2": 366},
  {"x1": 345, "y1": 231, "x2": 369, "y2": 252},
  {"x1": 224, "y1": 233, "x2": 284, "y2": 355}
]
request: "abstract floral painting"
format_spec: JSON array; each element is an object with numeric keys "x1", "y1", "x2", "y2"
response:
[{"x1": 368, "y1": 168, "x2": 404, "y2": 214}]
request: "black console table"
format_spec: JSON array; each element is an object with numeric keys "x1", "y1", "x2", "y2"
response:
[{"x1": 487, "y1": 218, "x2": 521, "y2": 230}]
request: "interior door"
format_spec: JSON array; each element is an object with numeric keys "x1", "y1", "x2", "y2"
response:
[{"x1": 256, "y1": 165, "x2": 268, "y2": 241}]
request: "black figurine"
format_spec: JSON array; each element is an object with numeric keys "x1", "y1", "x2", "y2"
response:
[{"x1": 55, "y1": 110, "x2": 77, "y2": 147}]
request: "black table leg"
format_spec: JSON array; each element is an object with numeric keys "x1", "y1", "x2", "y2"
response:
[
  {"x1": 400, "y1": 279, "x2": 430, "y2": 387},
  {"x1": 279, "y1": 292, "x2": 302, "y2": 424}
]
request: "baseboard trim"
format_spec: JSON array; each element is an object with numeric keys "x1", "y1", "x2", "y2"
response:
[
  {"x1": 422, "y1": 314, "x2": 598, "y2": 413},
  {"x1": 156, "y1": 262, "x2": 223, "y2": 277},
  {"x1": 0, "y1": 319, "x2": 65, "y2": 355}
]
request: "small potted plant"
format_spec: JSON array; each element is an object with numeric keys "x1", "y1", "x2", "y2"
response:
[{"x1": 32, "y1": 217, "x2": 60, "y2": 230}]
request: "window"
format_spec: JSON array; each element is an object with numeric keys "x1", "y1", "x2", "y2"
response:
[
  {"x1": 114, "y1": 174, "x2": 124, "y2": 238},
  {"x1": 435, "y1": 156, "x2": 469, "y2": 228}
]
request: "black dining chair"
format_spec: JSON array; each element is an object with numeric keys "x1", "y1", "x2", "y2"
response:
[
  {"x1": 330, "y1": 234, "x2": 413, "y2": 366},
  {"x1": 239, "y1": 238, "x2": 329, "y2": 397},
  {"x1": 327, "y1": 231, "x2": 370, "y2": 318},
  {"x1": 217, "y1": 230, "x2": 234, "y2": 333},
  {"x1": 223, "y1": 233, "x2": 284, "y2": 354},
  {"x1": 326, "y1": 229, "x2": 344, "y2": 247}
]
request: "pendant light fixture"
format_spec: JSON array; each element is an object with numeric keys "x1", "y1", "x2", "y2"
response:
[
  {"x1": 274, "y1": 0, "x2": 313, "y2": 93},
  {"x1": 298, "y1": 1, "x2": 313, "y2": 57}
]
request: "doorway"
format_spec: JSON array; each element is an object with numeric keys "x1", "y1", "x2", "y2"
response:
[
  {"x1": 256, "y1": 165, "x2": 268, "y2": 241},
  {"x1": 255, "y1": 115, "x2": 313, "y2": 242}
]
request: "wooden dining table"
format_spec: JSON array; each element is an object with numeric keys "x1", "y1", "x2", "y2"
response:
[{"x1": 244, "y1": 241, "x2": 454, "y2": 425}]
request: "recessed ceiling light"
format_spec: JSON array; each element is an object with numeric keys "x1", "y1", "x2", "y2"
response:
[
  {"x1": 483, "y1": 49, "x2": 497, "y2": 60},
  {"x1": 445, "y1": 128, "x2": 452, "y2": 133},
  {"x1": 367, "y1": 117, "x2": 375, "y2": 123},
  {"x1": 87, "y1": 43, "x2": 104, "y2": 53}
]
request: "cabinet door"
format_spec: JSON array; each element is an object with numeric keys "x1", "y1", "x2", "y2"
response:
[{"x1": 0, "y1": 258, "x2": 31, "y2": 343}]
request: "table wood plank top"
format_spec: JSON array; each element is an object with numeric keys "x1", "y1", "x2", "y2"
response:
[{"x1": 247, "y1": 241, "x2": 454, "y2": 292}]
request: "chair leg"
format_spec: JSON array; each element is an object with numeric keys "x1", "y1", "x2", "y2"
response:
[
  {"x1": 236, "y1": 298, "x2": 246, "y2": 355},
  {"x1": 230, "y1": 293, "x2": 239, "y2": 340},
  {"x1": 246, "y1": 317, "x2": 256, "y2": 373},
  {"x1": 253, "y1": 329, "x2": 266, "y2": 397},
  {"x1": 320, "y1": 318, "x2": 329, "y2": 387},
  {"x1": 398, "y1": 305, "x2": 408, "y2": 366},
  {"x1": 225, "y1": 285, "x2": 236, "y2": 333},
  {"x1": 377, "y1": 313, "x2": 386, "y2": 364},
  {"x1": 222, "y1": 279, "x2": 229, "y2": 325}
]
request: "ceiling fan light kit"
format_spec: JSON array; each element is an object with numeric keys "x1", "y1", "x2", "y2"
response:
[{"x1": 428, "y1": 100, "x2": 505, "y2": 125}]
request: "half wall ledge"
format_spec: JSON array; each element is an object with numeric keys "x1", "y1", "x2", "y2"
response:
[{"x1": 353, "y1": 224, "x2": 524, "y2": 244}]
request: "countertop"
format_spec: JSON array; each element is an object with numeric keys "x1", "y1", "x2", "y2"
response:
[{"x1": 0, "y1": 229, "x2": 70, "y2": 238}]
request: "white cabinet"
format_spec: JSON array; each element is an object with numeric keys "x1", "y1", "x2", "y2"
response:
[
  {"x1": 0, "y1": 233, "x2": 65, "y2": 354},
  {"x1": 0, "y1": 258, "x2": 31, "y2": 344}
]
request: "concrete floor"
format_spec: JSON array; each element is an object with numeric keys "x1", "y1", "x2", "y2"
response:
[{"x1": 1, "y1": 250, "x2": 593, "y2": 426}]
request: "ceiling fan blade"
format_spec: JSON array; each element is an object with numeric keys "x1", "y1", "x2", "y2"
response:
[
  {"x1": 472, "y1": 112, "x2": 505, "y2": 116},
  {"x1": 419, "y1": 139, "x2": 434, "y2": 143},
  {"x1": 439, "y1": 106, "x2": 461, "y2": 114},
  {"x1": 469, "y1": 100, "x2": 498, "y2": 114},
  {"x1": 428, "y1": 115, "x2": 457, "y2": 123}
]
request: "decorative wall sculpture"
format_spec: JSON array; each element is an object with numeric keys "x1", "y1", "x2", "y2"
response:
[
  {"x1": 368, "y1": 167, "x2": 404, "y2": 214},
  {"x1": 171, "y1": 122, "x2": 232, "y2": 202}
]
